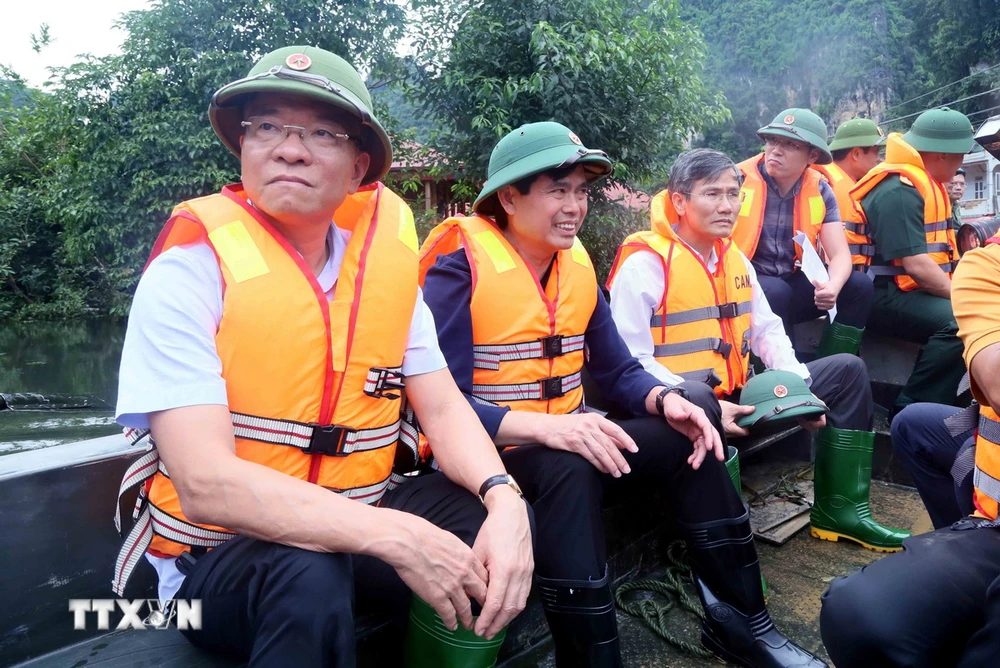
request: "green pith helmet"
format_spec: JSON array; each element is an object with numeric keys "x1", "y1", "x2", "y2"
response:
[
  {"x1": 473, "y1": 122, "x2": 614, "y2": 215},
  {"x1": 828, "y1": 118, "x2": 886, "y2": 152},
  {"x1": 736, "y1": 370, "x2": 828, "y2": 429},
  {"x1": 757, "y1": 108, "x2": 833, "y2": 164},
  {"x1": 209, "y1": 45, "x2": 391, "y2": 185},
  {"x1": 903, "y1": 107, "x2": 975, "y2": 155}
]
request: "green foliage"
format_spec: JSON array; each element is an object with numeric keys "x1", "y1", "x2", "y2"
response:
[
  {"x1": 0, "y1": 0, "x2": 405, "y2": 320},
  {"x1": 684, "y1": 0, "x2": 924, "y2": 157},
  {"x1": 412, "y1": 0, "x2": 728, "y2": 186}
]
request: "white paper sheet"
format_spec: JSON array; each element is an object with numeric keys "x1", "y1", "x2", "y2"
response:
[{"x1": 793, "y1": 233, "x2": 837, "y2": 323}]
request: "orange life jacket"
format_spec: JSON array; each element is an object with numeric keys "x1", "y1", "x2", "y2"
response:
[
  {"x1": 850, "y1": 133, "x2": 957, "y2": 292},
  {"x1": 112, "y1": 183, "x2": 419, "y2": 595},
  {"x1": 732, "y1": 154, "x2": 827, "y2": 265},
  {"x1": 970, "y1": 235, "x2": 1000, "y2": 520},
  {"x1": 813, "y1": 162, "x2": 874, "y2": 269},
  {"x1": 419, "y1": 215, "x2": 596, "y2": 416},
  {"x1": 607, "y1": 190, "x2": 754, "y2": 397}
]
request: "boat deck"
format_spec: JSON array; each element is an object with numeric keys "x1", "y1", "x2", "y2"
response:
[{"x1": 15, "y1": 456, "x2": 929, "y2": 667}]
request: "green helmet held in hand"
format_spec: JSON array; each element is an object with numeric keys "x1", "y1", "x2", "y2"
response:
[{"x1": 736, "y1": 370, "x2": 828, "y2": 429}]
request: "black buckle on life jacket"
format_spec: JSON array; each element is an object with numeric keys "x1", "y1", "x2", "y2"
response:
[
  {"x1": 304, "y1": 424, "x2": 355, "y2": 456},
  {"x1": 539, "y1": 376, "x2": 565, "y2": 400},
  {"x1": 706, "y1": 371, "x2": 723, "y2": 389},
  {"x1": 365, "y1": 367, "x2": 406, "y2": 400},
  {"x1": 539, "y1": 335, "x2": 564, "y2": 358},
  {"x1": 717, "y1": 302, "x2": 739, "y2": 319},
  {"x1": 717, "y1": 341, "x2": 734, "y2": 358}
]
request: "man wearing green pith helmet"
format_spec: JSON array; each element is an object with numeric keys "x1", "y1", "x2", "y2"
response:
[
  {"x1": 417, "y1": 123, "x2": 825, "y2": 667},
  {"x1": 730, "y1": 108, "x2": 875, "y2": 359},
  {"x1": 850, "y1": 107, "x2": 974, "y2": 416},
  {"x1": 111, "y1": 46, "x2": 533, "y2": 666}
]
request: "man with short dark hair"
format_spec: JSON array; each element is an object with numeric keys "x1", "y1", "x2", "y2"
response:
[
  {"x1": 610, "y1": 147, "x2": 906, "y2": 558},
  {"x1": 112, "y1": 46, "x2": 533, "y2": 666},
  {"x1": 948, "y1": 167, "x2": 967, "y2": 229}
]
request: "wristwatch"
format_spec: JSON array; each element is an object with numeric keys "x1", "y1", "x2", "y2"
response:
[
  {"x1": 478, "y1": 474, "x2": 524, "y2": 505},
  {"x1": 655, "y1": 386, "x2": 689, "y2": 417}
]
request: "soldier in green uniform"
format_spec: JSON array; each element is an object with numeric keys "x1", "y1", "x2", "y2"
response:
[{"x1": 852, "y1": 108, "x2": 974, "y2": 415}]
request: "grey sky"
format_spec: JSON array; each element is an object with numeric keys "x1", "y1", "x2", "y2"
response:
[{"x1": 2, "y1": 0, "x2": 152, "y2": 87}]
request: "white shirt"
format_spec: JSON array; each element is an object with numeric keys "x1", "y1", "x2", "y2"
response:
[
  {"x1": 116, "y1": 221, "x2": 446, "y2": 601},
  {"x1": 609, "y1": 239, "x2": 809, "y2": 388}
]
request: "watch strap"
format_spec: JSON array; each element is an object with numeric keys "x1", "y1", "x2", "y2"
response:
[{"x1": 478, "y1": 474, "x2": 520, "y2": 502}]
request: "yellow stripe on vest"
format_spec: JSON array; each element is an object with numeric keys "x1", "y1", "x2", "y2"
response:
[
  {"x1": 808, "y1": 196, "x2": 825, "y2": 223},
  {"x1": 739, "y1": 189, "x2": 755, "y2": 218},
  {"x1": 397, "y1": 201, "x2": 418, "y2": 253},
  {"x1": 473, "y1": 231, "x2": 517, "y2": 273},
  {"x1": 208, "y1": 221, "x2": 270, "y2": 283},
  {"x1": 571, "y1": 238, "x2": 591, "y2": 267}
]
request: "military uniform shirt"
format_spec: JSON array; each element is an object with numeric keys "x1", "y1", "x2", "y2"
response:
[
  {"x1": 860, "y1": 175, "x2": 927, "y2": 272},
  {"x1": 752, "y1": 162, "x2": 841, "y2": 277}
]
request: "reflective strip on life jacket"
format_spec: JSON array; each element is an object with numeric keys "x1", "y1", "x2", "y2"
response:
[
  {"x1": 473, "y1": 371, "x2": 583, "y2": 403},
  {"x1": 649, "y1": 301, "x2": 752, "y2": 327},
  {"x1": 974, "y1": 410, "x2": 1000, "y2": 519},
  {"x1": 473, "y1": 334, "x2": 586, "y2": 371}
]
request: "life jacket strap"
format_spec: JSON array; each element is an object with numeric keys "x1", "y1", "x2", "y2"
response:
[
  {"x1": 676, "y1": 369, "x2": 723, "y2": 388},
  {"x1": 363, "y1": 366, "x2": 405, "y2": 400},
  {"x1": 844, "y1": 222, "x2": 868, "y2": 234},
  {"x1": 472, "y1": 334, "x2": 586, "y2": 371},
  {"x1": 848, "y1": 244, "x2": 875, "y2": 257},
  {"x1": 653, "y1": 338, "x2": 733, "y2": 359},
  {"x1": 473, "y1": 371, "x2": 583, "y2": 402},
  {"x1": 650, "y1": 301, "x2": 752, "y2": 327}
]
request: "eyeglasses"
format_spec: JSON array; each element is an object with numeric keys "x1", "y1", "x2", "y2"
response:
[
  {"x1": 241, "y1": 118, "x2": 354, "y2": 151},
  {"x1": 681, "y1": 190, "x2": 745, "y2": 205},
  {"x1": 763, "y1": 136, "x2": 809, "y2": 153}
]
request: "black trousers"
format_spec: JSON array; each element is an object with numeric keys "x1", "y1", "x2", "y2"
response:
[
  {"x1": 821, "y1": 521, "x2": 1000, "y2": 667},
  {"x1": 501, "y1": 380, "x2": 745, "y2": 581},
  {"x1": 804, "y1": 354, "x2": 872, "y2": 431},
  {"x1": 757, "y1": 269, "x2": 874, "y2": 334},
  {"x1": 175, "y1": 472, "x2": 489, "y2": 668},
  {"x1": 892, "y1": 402, "x2": 976, "y2": 529}
]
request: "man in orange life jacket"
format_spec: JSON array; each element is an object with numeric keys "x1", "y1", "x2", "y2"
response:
[
  {"x1": 731, "y1": 109, "x2": 875, "y2": 357},
  {"x1": 820, "y1": 230, "x2": 1000, "y2": 667},
  {"x1": 419, "y1": 123, "x2": 824, "y2": 667},
  {"x1": 812, "y1": 118, "x2": 884, "y2": 279},
  {"x1": 851, "y1": 107, "x2": 973, "y2": 416},
  {"x1": 111, "y1": 47, "x2": 533, "y2": 667},
  {"x1": 608, "y1": 148, "x2": 907, "y2": 555}
]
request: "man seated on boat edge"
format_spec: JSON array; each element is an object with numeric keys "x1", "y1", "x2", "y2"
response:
[
  {"x1": 418, "y1": 122, "x2": 825, "y2": 668},
  {"x1": 820, "y1": 229, "x2": 1000, "y2": 667},
  {"x1": 111, "y1": 45, "x2": 533, "y2": 667},
  {"x1": 608, "y1": 147, "x2": 908, "y2": 555}
]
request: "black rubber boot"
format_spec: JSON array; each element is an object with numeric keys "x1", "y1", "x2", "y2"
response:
[
  {"x1": 537, "y1": 565, "x2": 622, "y2": 668},
  {"x1": 681, "y1": 509, "x2": 827, "y2": 668}
]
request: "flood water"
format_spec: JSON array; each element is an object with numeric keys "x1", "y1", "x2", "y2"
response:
[{"x1": 0, "y1": 318, "x2": 124, "y2": 455}]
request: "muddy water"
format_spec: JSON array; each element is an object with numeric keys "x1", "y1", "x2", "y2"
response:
[{"x1": 0, "y1": 318, "x2": 124, "y2": 455}]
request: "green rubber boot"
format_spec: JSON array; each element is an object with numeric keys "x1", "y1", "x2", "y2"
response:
[
  {"x1": 815, "y1": 321, "x2": 864, "y2": 358},
  {"x1": 810, "y1": 427, "x2": 909, "y2": 552},
  {"x1": 405, "y1": 596, "x2": 507, "y2": 667}
]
